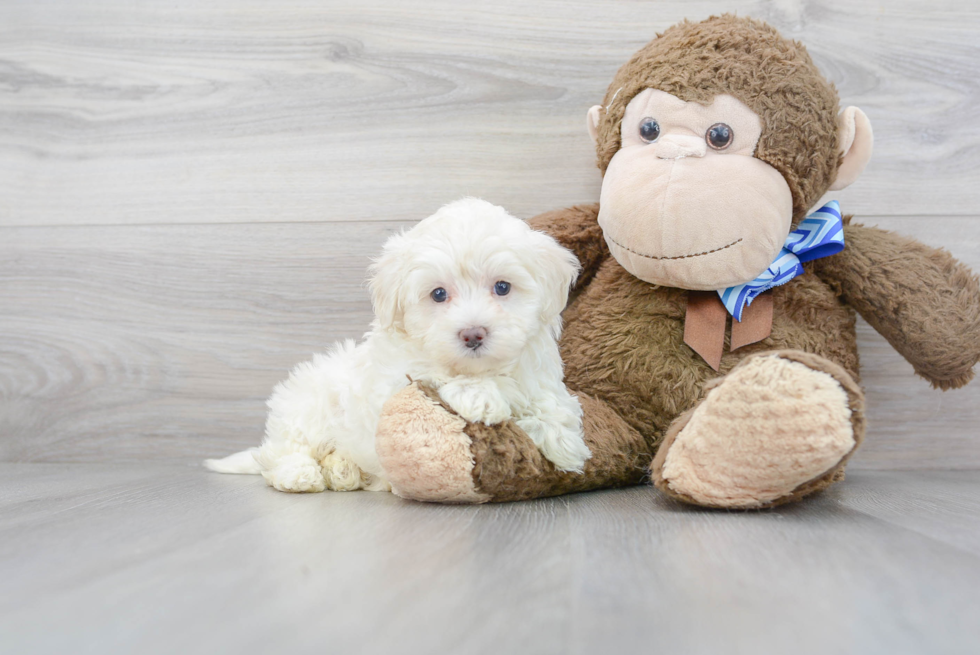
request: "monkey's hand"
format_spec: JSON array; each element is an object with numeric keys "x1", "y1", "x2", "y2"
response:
[
  {"x1": 528, "y1": 203, "x2": 608, "y2": 294},
  {"x1": 813, "y1": 222, "x2": 980, "y2": 389}
]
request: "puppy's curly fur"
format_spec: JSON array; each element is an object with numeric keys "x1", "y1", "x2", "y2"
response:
[{"x1": 205, "y1": 198, "x2": 589, "y2": 492}]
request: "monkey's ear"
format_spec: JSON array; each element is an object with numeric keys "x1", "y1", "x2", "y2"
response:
[
  {"x1": 587, "y1": 105, "x2": 602, "y2": 144},
  {"x1": 830, "y1": 107, "x2": 874, "y2": 191}
]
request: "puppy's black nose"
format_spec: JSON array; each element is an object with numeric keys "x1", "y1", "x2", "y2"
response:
[{"x1": 459, "y1": 327, "x2": 487, "y2": 349}]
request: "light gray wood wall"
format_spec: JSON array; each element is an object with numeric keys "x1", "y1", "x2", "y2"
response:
[{"x1": 2, "y1": 0, "x2": 979, "y2": 468}]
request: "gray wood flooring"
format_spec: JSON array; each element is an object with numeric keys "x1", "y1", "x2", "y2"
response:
[
  {"x1": 2, "y1": 2, "x2": 980, "y2": 653},
  {"x1": 2, "y1": 0, "x2": 979, "y2": 226},
  {"x1": 2, "y1": 0, "x2": 980, "y2": 467},
  {"x1": 1, "y1": 464, "x2": 978, "y2": 655}
]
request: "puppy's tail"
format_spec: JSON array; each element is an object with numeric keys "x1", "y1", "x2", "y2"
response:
[{"x1": 203, "y1": 448, "x2": 262, "y2": 475}]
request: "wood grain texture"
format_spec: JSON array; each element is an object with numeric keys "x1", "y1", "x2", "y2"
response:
[
  {"x1": 3, "y1": 5, "x2": 979, "y2": 650},
  {"x1": 1, "y1": 0, "x2": 979, "y2": 227},
  {"x1": 1, "y1": 464, "x2": 978, "y2": 655},
  {"x1": 835, "y1": 469, "x2": 980, "y2": 556},
  {"x1": 1, "y1": 1, "x2": 979, "y2": 468},
  {"x1": 0, "y1": 221, "x2": 397, "y2": 462},
  {"x1": 1, "y1": 215, "x2": 978, "y2": 467}
]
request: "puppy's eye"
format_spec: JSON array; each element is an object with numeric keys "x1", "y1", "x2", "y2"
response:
[
  {"x1": 639, "y1": 118, "x2": 661, "y2": 143},
  {"x1": 706, "y1": 123, "x2": 733, "y2": 150},
  {"x1": 430, "y1": 288, "x2": 448, "y2": 303},
  {"x1": 493, "y1": 281, "x2": 511, "y2": 296}
]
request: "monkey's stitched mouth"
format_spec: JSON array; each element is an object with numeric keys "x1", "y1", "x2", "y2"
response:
[{"x1": 605, "y1": 235, "x2": 743, "y2": 260}]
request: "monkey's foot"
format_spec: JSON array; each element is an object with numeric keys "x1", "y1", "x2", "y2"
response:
[
  {"x1": 651, "y1": 350, "x2": 866, "y2": 509},
  {"x1": 376, "y1": 382, "x2": 652, "y2": 504},
  {"x1": 375, "y1": 382, "x2": 491, "y2": 503}
]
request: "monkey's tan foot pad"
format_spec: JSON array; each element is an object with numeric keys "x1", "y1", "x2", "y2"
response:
[
  {"x1": 651, "y1": 350, "x2": 866, "y2": 509},
  {"x1": 375, "y1": 382, "x2": 491, "y2": 504}
]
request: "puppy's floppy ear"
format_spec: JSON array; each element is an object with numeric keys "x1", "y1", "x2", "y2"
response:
[
  {"x1": 526, "y1": 230, "x2": 581, "y2": 336},
  {"x1": 368, "y1": 232, "x2": 411, "y2": 333}
]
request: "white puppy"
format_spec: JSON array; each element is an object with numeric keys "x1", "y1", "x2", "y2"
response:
[{"x1": 205, "y1": 198, "x2": 590, "y2": 492}]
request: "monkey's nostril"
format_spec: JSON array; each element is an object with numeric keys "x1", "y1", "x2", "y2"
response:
[{"x1": 459, "y1": 327, "x2": 488, "y2": 349}]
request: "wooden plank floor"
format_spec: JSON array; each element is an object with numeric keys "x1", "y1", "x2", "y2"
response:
[
  {"x1": 2, "y1": 0, "x2": 980, "y2": 226},
  {"x1": 3, "y1": 0, "x2": 980, "y2": 468},
  {"x1": 1, "y1": 464, "x2": 978, "y2": 655},
  {"x1": 2, "y1": 3, "x2": 980, "y2": 653}
]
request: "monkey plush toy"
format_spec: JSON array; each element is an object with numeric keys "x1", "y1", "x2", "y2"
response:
[{"x1": 373, "y1": 15, "x2": 980, "y2": 508}]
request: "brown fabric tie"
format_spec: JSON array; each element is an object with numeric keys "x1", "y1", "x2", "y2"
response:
[{"x1": 683, "y1": 290, "x2": 773, "y2": 371}]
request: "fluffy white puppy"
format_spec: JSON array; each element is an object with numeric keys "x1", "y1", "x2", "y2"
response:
[{"x1": 205, "y1": 198, "x2": 590, "y2": 493}]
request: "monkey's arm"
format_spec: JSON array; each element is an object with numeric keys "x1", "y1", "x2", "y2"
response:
[
  {"x1": 813, "y1": 222, "x2": 980, "y2": 389},
  {"x1": 528, "y1": 203, "x2": 609, "y2": 293}
]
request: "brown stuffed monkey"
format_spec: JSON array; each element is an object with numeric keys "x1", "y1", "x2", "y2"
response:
[{"x1": 374, "y1": 15, "x2": 980, "y2": 509}]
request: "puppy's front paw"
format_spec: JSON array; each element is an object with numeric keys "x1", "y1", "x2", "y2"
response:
[
  {"x1": 516, "y1": 418, "x2": 591, "y2": 473},
  {"x1": 438, "y1": 378, "x2": 511, "y2": 426}
]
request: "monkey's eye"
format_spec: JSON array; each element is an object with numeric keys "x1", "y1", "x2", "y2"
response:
[
  {"x1": 706, "y1": 123, "x2": 733, "y2": 150},
  {"x1": 430, "y1": 287, "x2": 448, "y2": 303},
  {"x1": 493, "y1": 281, "x2": 511, "y2": 296},
  {"x1": 639, "y1": 118, "x2": 661, "y2": 143}
]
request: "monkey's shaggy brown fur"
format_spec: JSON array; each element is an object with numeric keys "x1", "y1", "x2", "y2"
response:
[
  {"x1": 595, "y1": 15, "x2": 841, "y2": 222},
  {"x1": 375, "y1": 15, "x2": 980, "y2": 507},
  {"x1": 550, "y1": 204, "x2": 862, "y2": 451},
  {"x1": 450, "y1": 204, "x2": 980, "y2": 504}
]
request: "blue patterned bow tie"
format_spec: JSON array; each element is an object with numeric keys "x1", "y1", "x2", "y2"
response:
[{"x1": 719, "y1": 201, "x2": 845, "y2": 321}]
